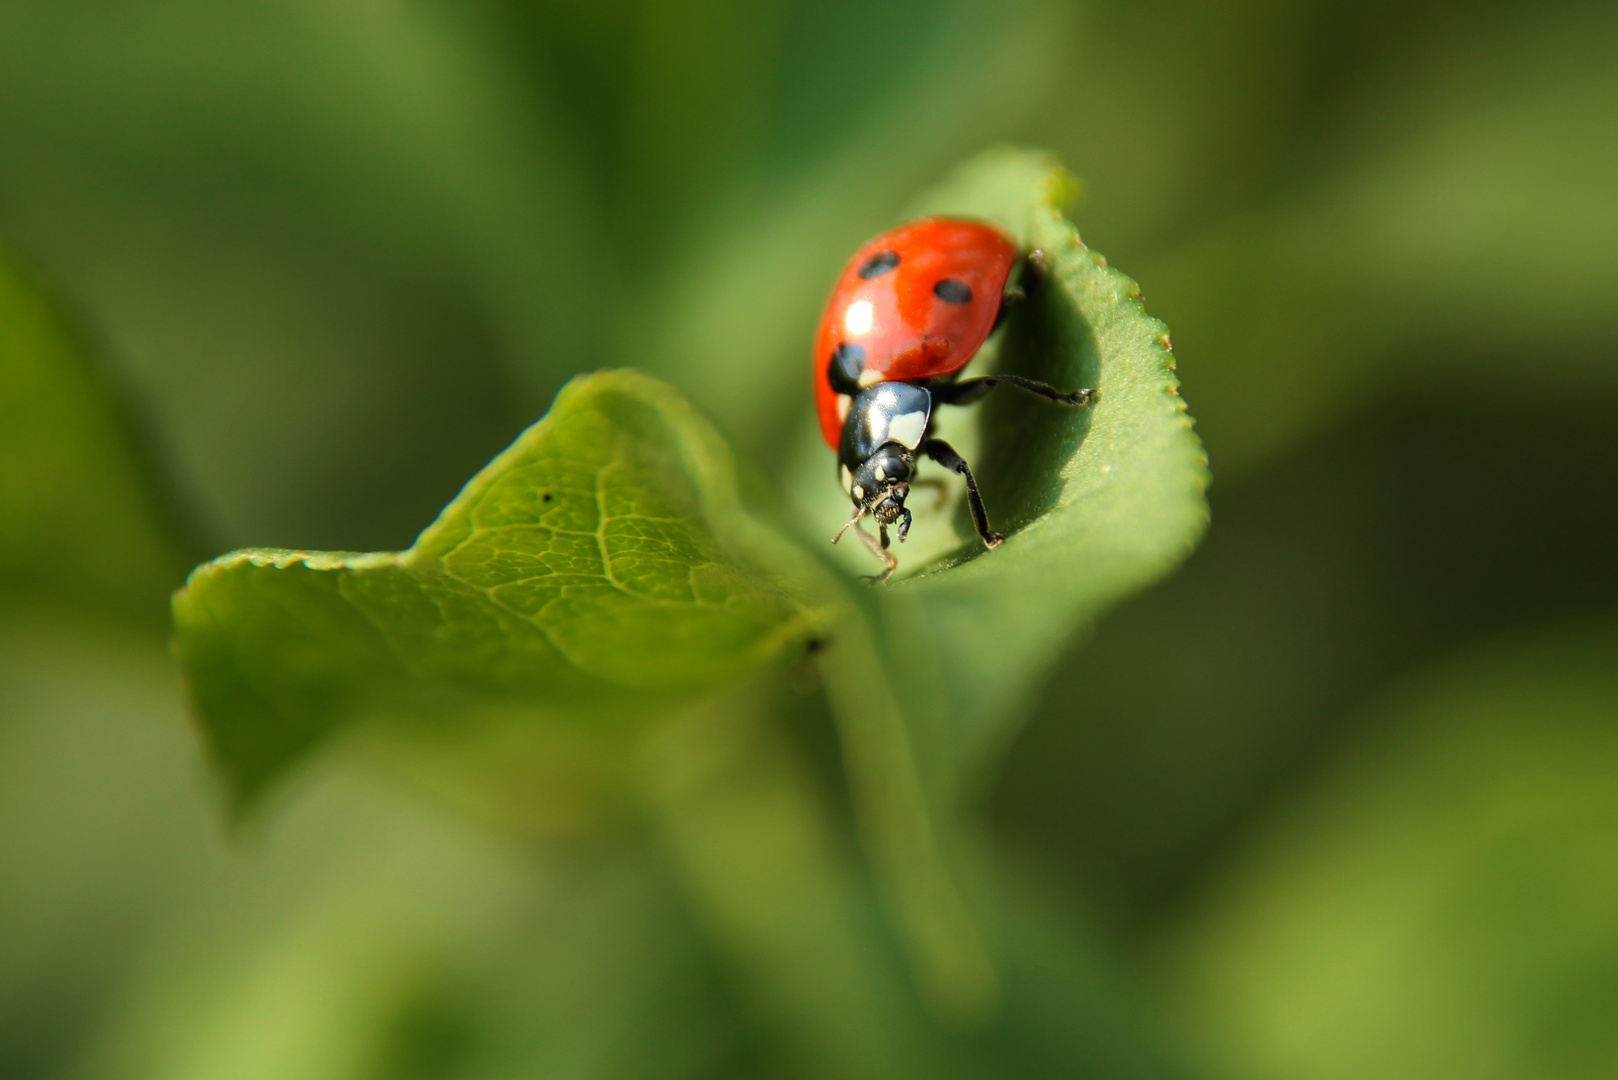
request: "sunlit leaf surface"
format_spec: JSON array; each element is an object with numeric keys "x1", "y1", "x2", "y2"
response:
[{"x1": 174, "y1": 370, "x2": 819, "y2": 807}]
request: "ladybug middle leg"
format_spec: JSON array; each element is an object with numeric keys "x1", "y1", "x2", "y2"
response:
[
  {"x1": 919, "y1": 438, "x2": 1004, "y2": 549},
  {"x1": 933, "y1": 374, "x2": 1095, "y2": 407}
]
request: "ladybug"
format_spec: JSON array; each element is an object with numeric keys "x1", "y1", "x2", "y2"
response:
[{"x1": 815, "y1": 217, "x2": 1095, "y2": 579}]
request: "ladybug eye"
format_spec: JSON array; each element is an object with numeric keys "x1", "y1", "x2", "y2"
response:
[
  {"x1": 933, "y1": 278, "x2": 973, "y2": 304},
  {"x1": 858, "y1": 251, "x2": 900, "y2": 279}
]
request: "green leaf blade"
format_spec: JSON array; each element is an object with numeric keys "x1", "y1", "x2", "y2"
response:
[
  {"x1": 174, "y1": 370, "x2": 820, "y2": 808},
  {"x1": 833, "y1": 147, "x2": 1210, "y2": 797},
  {"x1": 803, "y1": 148, "x2": 1209, "y2": 1017},
  {"x1": 174, "y1": 552, "x2": 414, "y2": 804}
]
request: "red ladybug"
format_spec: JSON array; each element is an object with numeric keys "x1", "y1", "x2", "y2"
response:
[{"x1": 815, "y1": 217, "x2": 1095, "y2": 579}]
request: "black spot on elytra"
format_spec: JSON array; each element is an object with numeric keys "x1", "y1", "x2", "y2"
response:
[
  {"x1": 858, "y1": 250, "x2": 900, "y2": 279},
  {"x1": 828, "y1": 342, "x2": 865, "y2": 395},
  {"x1": 933, "y1": 278, "x2": 973, "y2": 304}
]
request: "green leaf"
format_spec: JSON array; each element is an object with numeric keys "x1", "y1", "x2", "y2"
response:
[
  {"x1": 800, "y1": 150, "x2": 1208, "y2": 765},
  {"x1": 1164, "y1": 621, "x2": 1618, "y2": 1080},
  {"x1": 796, "y1": 148, "x2": 1209, "y2": 1016},
  {"x1": 0, "y1": 256, "x2": 185, "y2": 626},
  {"x1": 173, "y1": 370, "x2": 821, "y2": 809}
]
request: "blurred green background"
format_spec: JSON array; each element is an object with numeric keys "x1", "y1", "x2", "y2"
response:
[{"x1": 2, "y1": 0, "x2": 1616, "y2": 1077}]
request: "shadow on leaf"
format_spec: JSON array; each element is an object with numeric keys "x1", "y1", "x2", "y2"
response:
[{"x1": 973, "y1": 263, "x2": 1101, "y2": 538}]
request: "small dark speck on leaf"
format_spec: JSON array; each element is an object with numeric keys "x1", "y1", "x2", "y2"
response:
[{"x1": 542, "y1": 492, "x2": 552, "y2": 502}]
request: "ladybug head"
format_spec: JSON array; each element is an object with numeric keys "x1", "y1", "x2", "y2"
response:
[{"x1": 848, "y1": 443, "x2": 915, "y2": 541}]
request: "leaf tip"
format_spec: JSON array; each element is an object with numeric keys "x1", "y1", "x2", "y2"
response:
[{"x1": 1045, "y1": 166, "x2": 1083, "y2": 211}]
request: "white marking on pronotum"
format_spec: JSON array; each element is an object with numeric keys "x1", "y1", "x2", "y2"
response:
[
  {"x1": 836, "y1": 394, "x2": 851, "y2": 424},
  {"x1": 886, "y1": 410, "x2": 927, "y2": 449},
  {"x1": 844, "y1": 300, "x2": 874, "y2": 336},
  {"x1": 857, "y1": 368, "x2": 883, "y2": 388},
  {"x1": 840, "y1": 465, "x2": 854, "y2": 493},
  {"x1": 874, "y1": 463, "x2": 886, "y2": 481}
]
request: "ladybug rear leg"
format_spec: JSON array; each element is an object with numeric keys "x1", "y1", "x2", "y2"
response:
[
  {"x1": 920, "y1": 438, "x2": 1004, "y2": 549},
  {"x1": 934, "y1": 374, "x2": 1096, "y2": 408}
]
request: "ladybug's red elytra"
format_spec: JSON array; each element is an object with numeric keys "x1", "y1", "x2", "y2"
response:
[{"x1": 815, "y1": 217, "x2": 1095, "y2": 579}]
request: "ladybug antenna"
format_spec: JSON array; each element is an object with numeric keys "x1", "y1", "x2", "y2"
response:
[{"x1": 831, "y1": 506, "x2": 866, "y2": 545}]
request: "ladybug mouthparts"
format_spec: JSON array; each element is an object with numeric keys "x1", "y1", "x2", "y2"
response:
[{"x1": 872, "y1": 482, "x2": 910, "y2": 528}]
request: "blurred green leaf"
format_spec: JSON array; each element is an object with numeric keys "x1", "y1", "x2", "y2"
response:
[
  {"x1": 797, "y1": 148, "x2": 1208, "y2": 1016},
  {"x1": 995, "y1": 388, "x2": 1618, "y2": 916},
  {"x1": 89, "y1": 840, "x2": 752, "y2": 1080},
  {"x1": 1163, "y1": 620, "x2": 1618, "y2": 1080},
  {"x1": 0, "y1": 0, "x2": 598, "y2": 548},
  {"x1": 0, "y1": 256, "x2": 184, "y2": 625},
  {"x1": 1144, "y1": 1, "x2": 1618, "y2": 473},
  {"x1": 174, "y1": 370, "x2": 822, "y2": 809},
  {"x1": 641, "y1": 686, "x2": 942, "y2": 1080},
  {"x1": 0, "y1": 618, "x2": 782, "y2": 1080}
]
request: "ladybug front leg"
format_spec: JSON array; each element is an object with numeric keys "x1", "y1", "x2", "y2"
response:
[
  {"x1": 919, "y1": 438, "x2": 1004, "y2": 549},
  {"x1": 851, "y1": 520, "x2": 898, "y2": 581}
]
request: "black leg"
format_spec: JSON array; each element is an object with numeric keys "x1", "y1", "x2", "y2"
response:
[
  {"x1": 920, "y1": 438, "x2": 1003, "y2": 549},
  {"x1": 933, "y1": 373, "x2": 1095, "y2": 407}
]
